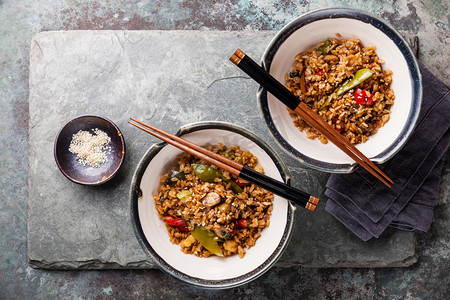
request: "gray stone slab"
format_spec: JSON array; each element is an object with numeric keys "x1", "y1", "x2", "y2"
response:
[{"x1": 28, "y1": 30, "x2": 417, "y2": 269}]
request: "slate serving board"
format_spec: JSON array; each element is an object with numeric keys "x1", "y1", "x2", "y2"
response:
[{"x1": 28, "y1": 31, "x2": 417, "y2": 269}]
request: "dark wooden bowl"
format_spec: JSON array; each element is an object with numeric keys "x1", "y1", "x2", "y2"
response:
[{"x1": 54, "y1": 115, "x2": 125, "y2": 185}]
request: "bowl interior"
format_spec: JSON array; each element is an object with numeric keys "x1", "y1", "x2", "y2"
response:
[
  {"x1": 132, "y1": 124, "x2": 294, "y2": 287},
  {"x1": 261, "y1": 10, "x2": 421, "y2": 171},
  {"x1": 54, "y1": 115, "x2": 125, "y2": 185}
]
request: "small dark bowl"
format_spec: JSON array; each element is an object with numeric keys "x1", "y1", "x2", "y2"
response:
[{"x1": 54, "y1": 115, "x2": 126, "y2": 185}]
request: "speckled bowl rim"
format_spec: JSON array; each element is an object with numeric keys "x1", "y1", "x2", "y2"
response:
[
  {"x1": 129, "y1": 121, "x2": 295, "y2": 289},
  {"x1": 257, "y1": 7, "x2": 422, "y2": 173},
  {"x1": 54, "y1": 114, "x2": 126, "y2": 186}
]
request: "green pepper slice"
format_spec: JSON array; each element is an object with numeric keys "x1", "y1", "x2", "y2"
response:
[
  {"x1": 191, "y1": 164, "x2": 222, "y2": 182},
  {"x1": 191, "y1": 225, "x2": 223, "y2": 257},
  {"x1": 166, "y1": 170, "x2": 186, "y2": 185},
  {"x1": 318, "y1": 39, "x2": 332, "y2": 55},
  {"x1": 335, "y1": 68, "x2": 374, "y2": 97},
  {"x1": 320, "y1": 68, "x2": 374, "y2": 110},
  {"x1": 191, "y1": 164, "x2": 243, "y2": 194}
]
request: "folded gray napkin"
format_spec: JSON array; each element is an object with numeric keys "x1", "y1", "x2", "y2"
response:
[{"x1": 325, "y1": 63, "x2": 450, "y2": 241}]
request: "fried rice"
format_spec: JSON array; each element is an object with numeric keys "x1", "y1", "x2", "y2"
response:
[
  {"x1": 153, "y1": 143, "x2": 273, "y2": 258},
  {"x1": 285, "y1": 37, "x2": 395, "y2": 144}
]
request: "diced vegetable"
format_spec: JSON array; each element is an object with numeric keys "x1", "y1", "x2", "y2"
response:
[
  {"x1": 354, "y1": 88, "x2": 374, "y2": 105},
  {"x1": 164, "y1": 217, "x2": 189, "y2": 232},
  {"x1": 318, "y1": 39, "x2": 332, "y2": 55},
  {"x1": 191, "y1": 164, "x2": 243, "y2": 194},
  {"x1": 166, "y1": 170, "x2": 186, "y2": 185},
  {"x1": 176, "y1": 190, "x2": 192, "y2": 200},
  {"x1": 232, "y1": 218, "x2": 248, "y2": 235},
  {"x1": 218, "y1": 202, "x2": 231, "y2": 213},
  {"x1": 179, "y1": 235, "x2": 196, "y2": 248},
  {"x1": 289, "y1": 71, "x2": 299, "y2": 78},
  {"x1": 228, "y1": 180, "x2": 244, "y2": 194},
  {"x1": 320, "y1": 68, "x2": 374, "y2": 110},
  {"x1": 233, "y1": 177, "x2": 250, "y2": 187},
  {"x1": 236, "y1": 218, "x2": 248, "y2": 228},
  {"x1": 223, "y1": 240, "x2": 238, "y2": 253},
  {"x1": 191, "y1": 225, "x2": 223, "y2": 257}
]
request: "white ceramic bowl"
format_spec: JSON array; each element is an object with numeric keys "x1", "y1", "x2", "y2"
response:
[
  {"x1": 258, "y1": 8, "x2": 422, "y2": 172},
  {"x1": 130, "y1": 122, "x2": 295, "y2": 289}
]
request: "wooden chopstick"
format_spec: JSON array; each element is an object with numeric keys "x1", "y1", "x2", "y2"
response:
[
  {"x1": 129, "y1": 118, "x2": 319, "y2": 211},
  {"x1": 230, "y1": 49, "x2": 393, "y2": 188}
]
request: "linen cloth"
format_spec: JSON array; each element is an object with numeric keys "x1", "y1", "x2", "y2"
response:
[{"x1": 324, "y1": 63, "x2": 450, "y2": 241}]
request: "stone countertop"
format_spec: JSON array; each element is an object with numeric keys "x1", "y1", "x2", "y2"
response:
[{"x1": 1, "y1": 1, "x2": 449, "y2": 299}]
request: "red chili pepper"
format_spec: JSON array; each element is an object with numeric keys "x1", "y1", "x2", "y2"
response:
[
  {"x1": 164, "y1": 217, "x2": 189, "y2": 232},
  {"x1": 354, "y1": 88, "x2": 374, "y2": 105},
  {"x1": 232, "y1": 218, "x2": 248, "y2": 235},
  {"x1": 316, "y1": 70, "x2": 324, "y2": 76},
  {"x1": 233, "y1": 177, "x2": 250, "y2": 187},
  {"x1": 236, "y1": 218, "x2": 248, "y2": 228}
]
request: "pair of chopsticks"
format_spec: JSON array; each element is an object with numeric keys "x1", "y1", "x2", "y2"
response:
[
  {"x1": 230, "y1": 49, "x2": 394, "y2": 188},
  {"x1": 129, "y1": 118, "x2": 319, "y2": 211}
]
